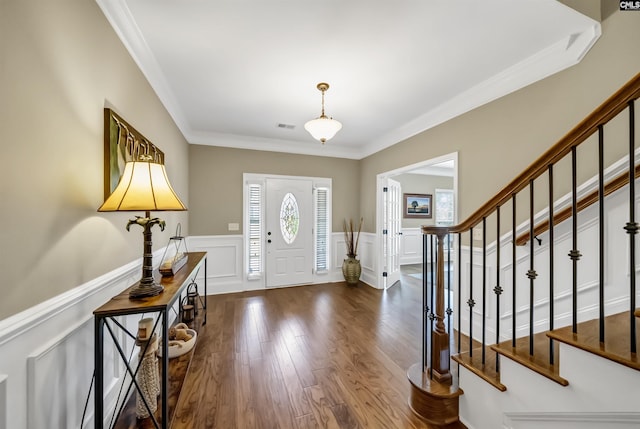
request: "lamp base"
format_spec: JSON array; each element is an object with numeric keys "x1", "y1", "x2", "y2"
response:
[{"x1": 129, "y1": 282, "x2": 164, "y2": 298}]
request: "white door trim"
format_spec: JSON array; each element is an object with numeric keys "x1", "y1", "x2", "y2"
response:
[
  {"x1": 375, "y1": 152, "x2": 458, "y2": 290},
  {"x1": 243, "y1": 173, "x2": 332, "y2": 289}
]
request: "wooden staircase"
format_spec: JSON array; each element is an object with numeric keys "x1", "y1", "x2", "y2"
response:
[
  {"x1": 409, "y1": 73, "x2": 640, "y2": 428},
  {"x1": 454, "y1": 309, "x2": 640, "y2": 391}
]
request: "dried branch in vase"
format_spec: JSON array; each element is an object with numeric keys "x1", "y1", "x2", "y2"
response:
[{"x1": 343, "y1": 217, "x2": 364, "y2": 258}]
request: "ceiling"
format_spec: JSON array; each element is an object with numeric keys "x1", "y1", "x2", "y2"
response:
[
  {"x1": 96, "y1": 1, "x2": 600, "y2": 160},
  {"x1": 409, "y1": 160, "x2": 455, "y2": 177}
]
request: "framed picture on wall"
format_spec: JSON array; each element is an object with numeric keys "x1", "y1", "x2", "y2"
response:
[
  {"x1": 103, "y1": 108, "x2": 164, "y2": 200},
  {"x1": 403, "y1": 193, "x2": 432, "y2": 218}
]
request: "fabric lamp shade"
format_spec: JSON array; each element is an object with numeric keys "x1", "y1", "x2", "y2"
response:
[{"x1": 98, "y1": 161, "x2": 186, "y2": 212}]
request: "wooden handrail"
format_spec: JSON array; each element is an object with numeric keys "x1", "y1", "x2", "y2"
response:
[
  {"x1": 423, "y1": 72, "x2": 640, "y2": 237},
  {"x1": 515, "y1": 164, "x2": 640, "y2": 246}
]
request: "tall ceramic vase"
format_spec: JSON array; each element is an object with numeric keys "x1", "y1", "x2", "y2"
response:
[{"x1": 342, "y1": 256, "x2": 362, "y2": 286}]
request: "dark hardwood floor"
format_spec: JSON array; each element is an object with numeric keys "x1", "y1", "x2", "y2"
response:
[{"x1": 169, "y1": 264, "x2": 457, "y2": 428}]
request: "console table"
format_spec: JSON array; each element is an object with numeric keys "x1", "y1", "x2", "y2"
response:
[{"x1": 94, "y1": 251, "x2": 207, "y2": 429}]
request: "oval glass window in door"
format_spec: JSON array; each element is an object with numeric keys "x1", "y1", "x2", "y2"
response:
[{"x1": 280, "y1": 192, "x2": 300, "y2": 244}]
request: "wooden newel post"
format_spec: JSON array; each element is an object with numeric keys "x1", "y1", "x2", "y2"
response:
[
  {"x1": 407, "y1": 227, "x2": 461, "y2": 425},
  {"x1": 430, "y1": 231, "x2": 452, "y2": 384}
]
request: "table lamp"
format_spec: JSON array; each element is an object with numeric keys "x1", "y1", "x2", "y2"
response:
[{"x1": 98, "y1": 156, "x2": 187, "y2": 298}]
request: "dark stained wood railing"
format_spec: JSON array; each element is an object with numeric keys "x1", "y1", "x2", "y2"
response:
[
  {"x1": 425, "y1": 73, "x2": 640, "y2": 237},
  {"x1": 412, "y1": 73, "x2": 640, "y2": 398}
]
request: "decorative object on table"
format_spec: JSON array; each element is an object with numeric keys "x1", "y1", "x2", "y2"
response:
[
  {"x1": 180, "y1": 296, "x2": 195, "y2": 323},
  {"x1": 137, "y1": 317, "x2": 154, "y2": 341},
  {"x1": 159, "y1": 323, "x2": 197, "y2": 359},
  {"x1": 98, "y1": 112, "x2": 187, "y2": 298},
  {"x1": 304, "y1": 82, "x2": 342, "y2": 144},
  {"x1": 342, "y1": 217, "x2": 363, "y2": 286},
  {"x1": 135, "y1": 319, "x2": 160, "y2": 419},
  {"x1": 159, "y1": 223, "x2": 189, "y2": 277},
  {"x1": 186, "y1": 280, "x2": 199, "y2": 315},
  {"x1": 403, "y1": 193, "x2": 432, "y2": 219}
]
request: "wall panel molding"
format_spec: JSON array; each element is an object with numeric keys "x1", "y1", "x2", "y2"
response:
[
  {"x1": 503, "y1": 412, "x2": 640, "y2": 429},
  {"x1": 27, "y1": 316, "x2": 94, "y2": 429},
  {"x1": 400, "y1": 228, "x2": 423, "y2": 265},
  {"x1": 0, "y1": 375, "x2": 6, "y2": 429}
]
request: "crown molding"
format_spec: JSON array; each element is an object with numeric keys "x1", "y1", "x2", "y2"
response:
[{"x1": 96, "y1": 0, "x2": 600, "y2": 161}]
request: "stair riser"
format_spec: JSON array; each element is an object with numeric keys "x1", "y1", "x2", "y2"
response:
[{"x1": 457, "y1": 343, "x2": 640, "y2": 429}]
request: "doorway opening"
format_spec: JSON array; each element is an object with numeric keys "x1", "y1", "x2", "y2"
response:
[{"x1": 375, "y1": 152, "x2": 458, "y2": 289}]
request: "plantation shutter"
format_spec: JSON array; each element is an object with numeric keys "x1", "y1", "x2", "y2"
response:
[
  {"x1": 248, "y1": 184, "x2": 262, "y2": 274},
  {"x1": 315, "y1": 188, "x2": 329, "y2": 272}
]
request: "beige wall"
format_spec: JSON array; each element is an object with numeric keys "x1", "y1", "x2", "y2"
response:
[
  {"x1": 394, "y1": 174, "x2": 454, "y2": 228},
  {"x1": 188, "y1": 145, "x2": 361, "y2": 235},
  {"x1": 359, "y1": 9, "x2": 640, "y2": 232},
  {"x1": 0, "y1": 0, "x2": 190, "y2": 319},
  {"x1": 2, "y1": 1, "x2": 639, "y2": 322}
]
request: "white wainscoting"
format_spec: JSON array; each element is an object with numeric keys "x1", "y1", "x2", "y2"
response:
[
  {"x1": 188, "y1": 235, "x2": 246, "y2": 294},
  {"x1": 0, "y1": 248, "x2": 175, "y2": 429},
  {"x1": 455, "y1": 181, "x2": 640, "y2": 344},
  {"x1": 0, "y1": 374, "x2": 6, "y2": 429},
  {"x1": 400, "y1": 228, "x2": 423, "y2": 265},
  {"x1": 26, "y1": 316, "x2": 94, "y2": 429},
  {"x1": 502, "y1": 412, "x2": 640, "y2": 429},
  {"x1": 188, "y1": 232, "x2": 378, "y2": 294}
]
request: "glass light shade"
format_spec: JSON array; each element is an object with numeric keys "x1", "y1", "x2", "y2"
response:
[
  {"x1": 304, "y1": 116, "x2": 342, "y2": 143},
  {"x1": 98, "y1": 161, "x2": 186, "y2": 212}
]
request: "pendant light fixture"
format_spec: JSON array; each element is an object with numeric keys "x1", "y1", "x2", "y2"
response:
[{"x1": 304, "y1": 82, "x2": 342, "y2": 144}]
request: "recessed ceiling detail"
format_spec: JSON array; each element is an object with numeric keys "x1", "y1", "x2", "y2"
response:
[{"x1": 95, "y1": 0, "x2": 600, "y2": 160}]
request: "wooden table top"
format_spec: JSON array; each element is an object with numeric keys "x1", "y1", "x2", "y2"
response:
[{"x1": 94, "y1": 251, "x2": 206, "y2": 317}]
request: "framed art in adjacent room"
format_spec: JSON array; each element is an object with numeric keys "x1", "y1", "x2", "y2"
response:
[{"x1": 403, "y1": 193, "x2": 432, "y2": 219}]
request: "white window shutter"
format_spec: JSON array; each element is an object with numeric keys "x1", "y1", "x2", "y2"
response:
[
  {"x1": 315, "y1": 188, "x2": 328, "y2": 272},
  {"x1": 248, "y1": 184, "x2": 262, "y2": 274}
]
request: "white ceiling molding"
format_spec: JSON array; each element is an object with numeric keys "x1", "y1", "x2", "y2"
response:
[
  {"x1": 95, "y1": 0, "x2": 601, "y2": 160},
  {"x1": 187, "y1": 130, "x2": 364, "y2": 160},
  {"x1": 361, "y1": 23, "x2": 601, "y2": 159}
]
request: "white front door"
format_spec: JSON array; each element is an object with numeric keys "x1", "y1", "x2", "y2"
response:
[
  {"x1": 265, "y1": 178, "x2": 314, "y2": 287},
  {"x1": 384, "y1": 178, "x2": 402, "y2": 288}
]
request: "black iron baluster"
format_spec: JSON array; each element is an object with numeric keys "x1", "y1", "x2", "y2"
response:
[
  {"x1": 548, "y1": 165, "x2": 555, "y2": 365},
  {"x1": 512, "y1": 194, "x2": 517, "y2": 347},
  {"x1": 458, "y1": 232, "x2": 462, "y2": 355},
  {"x1": 430, "y1": 234, "x2": 435, "y2": 379},
  {"x1": 569, "y1": 146, "x2": 582, "y2": 333},
  {"x1": 528, "y1": 179, "x2": 537, "y2": 355},
  {"x1": 625, "y1": 100, "x2": 637, "y2": 354},
  {"x1": 495, "y1": 206, "x2": 502, "y2": 372},
  {"x1": 422, "y1": 233, "x2": 428, "y2": 373},
  {"x1": 598, "y1": 125, "x2": 605, "y2": 343},
  {"x1": 482, "y1": 217, "x2": 487, "y2": 364},
  {"x1": 469, "y1": 227, "x2": 475, "y2": 357},
  {"x1": 447, "y1": 232, "x2": 453, "y2": 336}
]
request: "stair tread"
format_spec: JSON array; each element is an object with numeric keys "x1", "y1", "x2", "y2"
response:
[
  {"x1": 452, "y1": 347, "x2": 506, "y2": 391},
  {"x1": 491, "y1": 333, "x2": 568, "y2": 386},
  {"x1": 547, "y1": 310, "x2": 640, "y2": 372}
]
